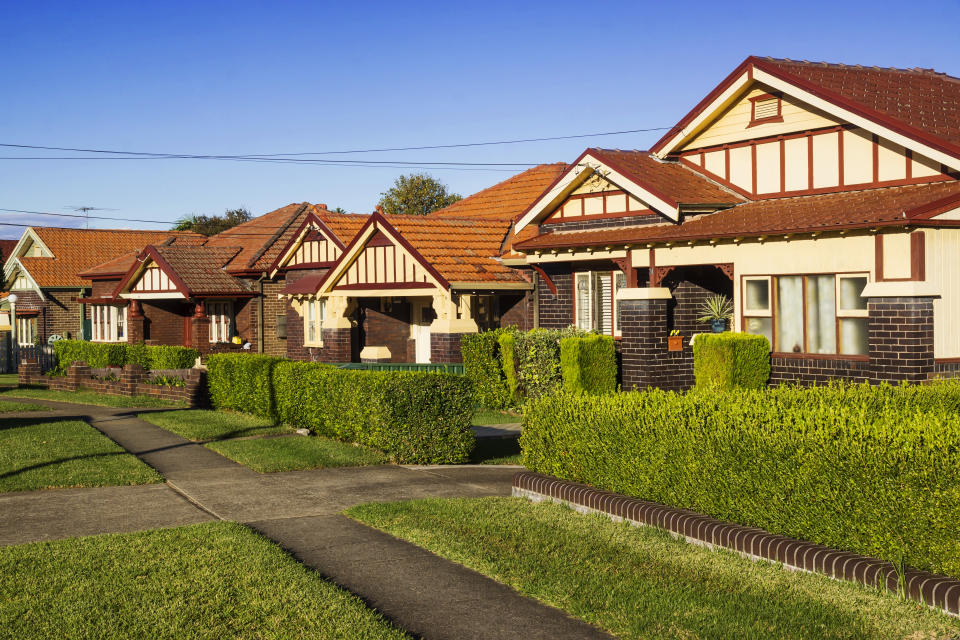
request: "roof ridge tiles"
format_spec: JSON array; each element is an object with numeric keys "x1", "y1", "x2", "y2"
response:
[{"x1": 757, "y1": 55, "x2": 960, "y2": 82}]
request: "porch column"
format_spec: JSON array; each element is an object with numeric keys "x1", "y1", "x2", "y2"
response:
[
  {"x1": 190, "y1": 301, "x2": 211, "y2": 355},
  {"x1": 127, "y1": 300, "x2": 145, "y2": 344},
  {"x1": 320, "y1": 296, "x2": 356, "y2": 362},
  {"x1": 862, "y1": 282, "x2": 937, "y2": 383},
  {"x1": 617, "y1": 287, "x2": 674, "y2": 391},
  {"x1": 429, "y1": 292, "x2": 478, "y2": 364}
]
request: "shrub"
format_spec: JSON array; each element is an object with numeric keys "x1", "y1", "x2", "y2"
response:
[
  {"x1": 560, "y1": 334, "x2": 617, "y2": 395},
  {"x1": 514, "y1": 327, "x2": 585, "y2": 400},
  {"x1": 461, "y1": 330, "x2": 511, "y2": 409},
  {"x1": 693, "y1": 332, "x2": 770, "y2": 390},
  {"x1": 148, "y1": 345, "x2": 199, "y2": 370},
  {"x1": 51, "y1": 340, "x2": 199, "y2": 374},
  {"x1": 521, "y1": 381, "x2": 960, "y2": 580},
  {"x1": 125, "y1": 342, "x2": 151, "y2": 369},
  {"x1": 206, "y1": 353, "x2": 283, "y2": 418},
  {"x1": 273, "y1": 361, "x2": 474, "y2": 464},
  {"x1": 497, "y1": 332, "x2": 519, "y2": 405}
]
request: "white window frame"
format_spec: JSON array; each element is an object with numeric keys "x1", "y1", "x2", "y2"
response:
[
  {"x1": 303, "y1": 298, "x2": 325, "y2": 347},
  {"x1": 574, "y1": 270, "x2": 622, "y2": 337},
  {"x1": 16, "y1": 316, "x2": 36, "y2": 346},
  {"x1": 207, "y1": 301, "x2": 234, "y2": 344},
  {"x1": 91, "y1": 305, "x2": 128, "y2": 343}
]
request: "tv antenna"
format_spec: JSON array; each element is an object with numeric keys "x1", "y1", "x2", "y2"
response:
[{"x1": 64, "y1": 205, "x2": 117, "y2": 229}]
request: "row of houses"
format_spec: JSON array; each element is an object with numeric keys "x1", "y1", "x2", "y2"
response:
[{"x1": 4, "y1": 56, "x2": 960, "y2": 389}]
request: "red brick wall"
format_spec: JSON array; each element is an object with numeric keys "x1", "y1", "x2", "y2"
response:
[
  {"x1": 38, "y1": 289, "x2": 84, "y2": 342},
  {"x1": 361, "y1": 300, "x2": 414, "y2": 363},
  {"x1": 499, "y1": 292, "x2": 532, "y2": 331},
  {"x1": 91, "y1": 279, "x2": 119, "y2": 298},
  {"x1": 141, "y1": 300, "x2": 189, "y2": 345},
  {"x1": 431, "y1": 332, "x2": 463, "y2": 364}
]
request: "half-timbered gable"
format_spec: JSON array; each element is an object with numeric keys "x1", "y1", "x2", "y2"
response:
[{"x1": 268, "y1": 212, "x2": 348, "y2": 275}]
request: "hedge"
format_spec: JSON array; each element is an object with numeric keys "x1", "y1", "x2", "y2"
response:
[
  {"x1": 461, "y1": 330, "x2": 511, "y2": 409},
  {"x1": 560, "y1": 334, "x2": 617, "y2": 395},
  {"x1": 271, "y1": 361, "x2": 474, "y2": 464},
  {"x1": 51, "y1": 340, "x2": 199, "y2": 374},
  {"x1": 521, "y1": 382, "x2": 960, "y2": 580},
  {"x1": 206, "y1": 353, "x2": 283, "y2": 419},
  {"x1": 497, "y1": 332, "x2": 519, "y2": 405},
  {"x1": 692, "y1": 332, "x2": 770, "y2": 390}
]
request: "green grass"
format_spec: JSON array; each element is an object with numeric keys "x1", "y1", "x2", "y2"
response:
[
  {"x1": 469, "y1": 437, "x2": 522, "y2": 465},
  {"x1": 0, "y1": 522, "x2": 409, "y2": 640},
  {"x1": 139, "y1": 409, "x2": 293, "y2": 441},
  {"x1": 0, "y1": 400, "x2": 45, "y2": 413},
  {"x1": 0, "y1": 418, "x2": 162, "y2": 492},
  {"x1": 0, "y1": 373, "x2": 18, "y2": 388},
  {"x1": 1, "y1": 387, "x2": 184, "y2": 408},
  {"x1": 471, "y1": 409, "x2": 521, "y2": 426},
  {"x1": 207, "y1": 436, "x2": 389, "y2": 473},
  {"x1": 348, "y1": 498, "x2": 960, "y2": 640}
]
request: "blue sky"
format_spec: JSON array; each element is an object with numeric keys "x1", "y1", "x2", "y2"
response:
[{"x1": 1, "y1": 0, "x2": 958, "y2": 238}]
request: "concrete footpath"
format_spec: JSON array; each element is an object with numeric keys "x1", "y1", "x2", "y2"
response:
[{"x1": 1, "y1": 398, "x2": 611, "y2": 640}]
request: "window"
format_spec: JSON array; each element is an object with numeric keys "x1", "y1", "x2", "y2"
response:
[
  {"x1": 575, "y1": 270, "x2": 625, "y2": 336},
  {"x1": 207, "y1": 301, "x2": 233, "y2": 343},
  {"x1": 16, "y1": 317, "x2": 35, "y2": 346},
  {"x1": 91, "y1": 305, "x2": 127, "y2": 342},
  {"x1": 748, "y1": 93, "x2": 783, "y2": 126},
  {"x1": 742, "y1": 274, "x2": 869, "y2": 356},
  {"x1": 303, "y1": 298, "x2": 325, "y2": 346}
]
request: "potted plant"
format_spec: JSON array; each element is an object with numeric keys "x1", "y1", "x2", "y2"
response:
[
  {"x1": 698, "y1": 294, "x2": 734, "y2": 333},
  {"x1": 667, "y1": 329, "x2": 683, "y2": 351}
]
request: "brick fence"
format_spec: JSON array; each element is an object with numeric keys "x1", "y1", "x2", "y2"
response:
[
  {"x1": 513, "y1": 471, "x2": 960, "y2": 618},
  {"x1": 18, "y1": 360, "x2": 207, "y2": 406}
]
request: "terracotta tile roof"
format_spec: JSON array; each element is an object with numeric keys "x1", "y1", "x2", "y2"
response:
[
  {"x1": 14, "y1": 228, "x2": 203, "y2": 288},
  {"x1": 514, "y1": 181, "x2": 960, "y2": 250},
  {"x1": 205, "y1": 203, "x2": 367, "y2": 273},
  {"x1": 77, "y1": 251, "x2": 142, "y2": 279},
  {"x1": 151, "y1": 245, "x2": 252, "y2": 296},
  {"x1": 383, "y1": 215, "x2": 524, "y2": 284},
  {"x1": 431, "y1": 163, "x2": 568, "y2": 221},
  {"x1": 760, "y1": 57, "x2": 960, "y2": 149},
  {"x1": 585, "y1": 149, "x2": 743, "y2": 204},
  {"x1": 0, "y1": 240, "x2": 17, "y2": 262}
]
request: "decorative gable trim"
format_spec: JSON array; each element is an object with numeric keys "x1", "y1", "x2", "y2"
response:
[
  {"x1": 268, "y1": 212, "x2": 348, "y2": 276},
  {"x1": 112, "y1": 247, "x2": 190, "y2": 299},
  {"x1": 5, "y1": 259, "x2": 45, "y2": 300},
  {"x1": 311, "y1": 213, "x2": 449, "y2": 296},
  {"x1": 515, "y1": 150, "x2": 681, "y2": 232},
  {"x1": 2, "y1": 228, "x2": 53, "y2": 281}
]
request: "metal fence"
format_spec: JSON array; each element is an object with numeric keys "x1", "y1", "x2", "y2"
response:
[
  {"x1": 8, "y1": 344, "x2": 57, "y2": 373},
  {"x1": 334, "y1": 362, "x2": 465, "y2": 375}
]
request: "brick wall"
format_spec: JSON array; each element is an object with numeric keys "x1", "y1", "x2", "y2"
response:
[
  {"x1": 141, "y1": 300, "x2": 188, "y2": 345},
  {"x1": 19, "y1": 361, "x2": 207, "y2": 406},
  {"x1": 770, "y1": 356, "x2": 870, "y2": 385},
  {"x1": 361, "y1": 301, "x2": 414, "y2": 363},
  {"x1": 536, "y1": 264, "x2": 574, "y2": 329},
  {"x1": 91, "y1": 279, "x2": 118, "y2": 298},
  {"x1": 319, "y1": 328, "x2": 352, "y2": 362},
  {"x1": 431, "y1": 332, "x2": 463, "y2": 364},
  {"x1": 38, "y1": 289, "x2": 83, "y2": 342},
  {"x1": 868, "y1": 296, "x2": 935, "y2": 383},
  {"x1": 499, "y1": 292, "x2": 533, "y2": 330},
  {"x1": 261, "y1": 279, "x2": 288, "y2": 356}
]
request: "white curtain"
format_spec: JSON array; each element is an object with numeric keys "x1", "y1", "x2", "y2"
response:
[
  {"x1": 576, "y1": 274, "x2": 591, "y2": 330},
  {"x1": 776, "y1": 276, "x2": 804, "y2": 352},
  {"x1": 805, "y1": 275, "x2": 836, "y2": 354}
]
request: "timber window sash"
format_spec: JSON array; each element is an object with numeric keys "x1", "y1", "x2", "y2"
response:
[
  {"x1": 574, "y1": 270, "x2": 620, "y2": 336},
  {"x1": 207, "y1": 301, "x2": 233, "y2": 344},
  {"x1": 91, "y1": 305, "x2": 127, "y2": 343},
  {"x1": 16, "y1": 316, "x2": 36, "y2": 346},
  {"x1": 303, "y1": 298, "x2": 325, "y2": 347}
]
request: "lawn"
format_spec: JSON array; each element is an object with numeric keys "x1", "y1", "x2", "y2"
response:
[
  {"x1": 471, "y1": 409, "x2": 521, "y2": 426},
  {"x1": 139, "y1": 409, "x2": 293, "y2": 441},
  {"x1": 1, "y1": 387, "x2": 184, "y2": 408},
  {"x1": 207, "y1": 436, "x2": 388, "y2": 473},
  {"x1": 347, "y1": 498, "x2": 960, "y2": 640},
  {"x1": 0, "y1": 522, "x2": 409, "y2": 640},
  {"x1": 0, "y1": 373, "x2": 18, "y2": 388},
  {"x1": 0, "y1": 417, "x2": 162, "y2": 492},
  {"x1": 469, "y1": 437, "x2": 522, "y2": 465},
  {"x1": 0, "y1": 400, "x2": 45, "y2": 413}
]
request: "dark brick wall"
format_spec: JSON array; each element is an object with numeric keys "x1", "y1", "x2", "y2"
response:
[
  {"x1": 620, "y1": 298, "x2": 689, "y2": 391},
  {"x1": 769, "y1": 356, "x2": 870, "y2": 385},
  {"x1": 361, "y1": 300, "x2": 414, "y2": 363},
  {"x1": 431, "y1": 332, "x2": 463, "y2": 364},
  {"x1": 141, "y1": 300, "x2": 188, "y2": 345},
  {"x1": 319, "y1": 328, "x2": 352, "y2": 362},
  {"x1": 535, "y1": 264, "x2": 574, "y2": 329},
  {"x1": 261, "y1": 279, "x2": 288, "y2": 356},
  {"x1": 499, "y1": 292, "x2": 533, "y2": 331},
  {"x1": 91, "y1": 279, "x2": 118, "y2": 298},
  {"x1": 868, "y1": 296, "x2": 934, "y2": 383},
  {"x1": 38, "y1": 289, "x2": 83, "y2": 341}
]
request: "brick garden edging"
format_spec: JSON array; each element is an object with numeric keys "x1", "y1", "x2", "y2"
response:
[{"x1": 512, "y1": 471, "x2": 960, "y2": 617}]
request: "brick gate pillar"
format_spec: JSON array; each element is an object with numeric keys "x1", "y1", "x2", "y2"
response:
[
  {"x1": 861, "y1": 282, "x2": 938, "y2": 384},
  {"x1": 617, "y1": 287, "x2": 673, "y2": 391},
  {"x1": 190, "y1": 302, "x2": 211, "y2": 355}
]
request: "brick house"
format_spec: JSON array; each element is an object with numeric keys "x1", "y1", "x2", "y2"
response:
[
  {"x1": 509, "y1": 56, "x2": 960, "y2": 389},
  {"x1": 282, "y1": 164, "x2": 565, "y2": 364},
  {"x1": 79, "y1": 203, "x2": 365, "y2": 355},
  {"x1": 1, "y1": 227, "x2": 203, "y2": 347}
]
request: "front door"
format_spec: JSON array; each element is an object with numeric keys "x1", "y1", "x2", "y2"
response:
[{"x1": 414, "y1": 324, "x2": 431, "y2": 364}]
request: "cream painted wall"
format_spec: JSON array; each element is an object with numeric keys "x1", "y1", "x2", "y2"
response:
[
  {"x1": 924, "y1": 228, "x2": 960, "y2": 358},
  {"x1": 881, "y1": 233, "x2": 912, "y2": 279},
  {"x1": 681, "y1": 86, "x2": 841, "y2": 150}
]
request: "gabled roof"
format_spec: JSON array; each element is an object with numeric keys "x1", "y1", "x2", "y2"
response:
[
  {"x1": 430, "y1": 163, "x2": 568, "y2": 221},
  {"x1": 653, "y1": 56, "x2": 960, "y2": 169},
  {"x1": 5, "y1": 227, "x2": 204, "y2": 288},
  {"x1": 514, "y1": 149, "x2": 741, "y2": 231},
  {"x1": 514, "y1": 181, "x2": 960, "y2": 250},
  {"x1": 115, "y1": 245, "x2": 252, "y2": 298}
]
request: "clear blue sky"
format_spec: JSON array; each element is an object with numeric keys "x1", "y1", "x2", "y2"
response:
[{"x1": 1, "y1": 0, "x2": 957, "y2": 238}]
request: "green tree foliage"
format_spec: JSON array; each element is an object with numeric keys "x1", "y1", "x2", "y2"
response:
[
  {"x1": 173, "y1": 208, "x2": 252, "y2": 236},
  {"x1": 377, "y1": 174, "x2": 462, "y2": 216}
]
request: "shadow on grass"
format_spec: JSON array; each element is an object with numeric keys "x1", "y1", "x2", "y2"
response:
[{"x1": 470, "y1": 437, "x2": 522, "y2": 465}]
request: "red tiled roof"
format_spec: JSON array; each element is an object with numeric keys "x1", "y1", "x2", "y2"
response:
[
  {"x1": 150, "y1": 245, "x2": 252, "y2": 296},
  {"x1": 431, "y1": 163, "x2": 568, "y2": 221},
  {"x1": 14, "y1": 228, "x2": 204, "y2": 288},
  {"x1": 0, "y1": 240, "x2": 17, "y2": 262},
  {"x1": 514, "y1": 181, "x2": 960, "y2": 250},
  {"x1": 585, "y1": 149, "x2": 742, "y2": 204}
]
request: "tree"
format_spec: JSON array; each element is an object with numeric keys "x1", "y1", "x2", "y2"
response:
[
  {"x1": 377, "y1": 173, "x2": 462, "y2": 216},
  {"x1": 174, "y1": 208, "x2": 252, "y2": 236}
]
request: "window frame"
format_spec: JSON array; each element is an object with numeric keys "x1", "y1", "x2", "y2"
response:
[
  {"x1": 16, "y1": 316, "x2": 36, "y2": 347},
  {"x1": 747, "y1": 93, "x2": 784, "y2": 127},
  {"x1": 207, "y1": 300, "x2": 234, "y2": 344},
  {"x1": 302, "y1": 298, "x2": 325, "y2": 347},
  {"x1": 573, "y1": 269, "x2": 624, "y2": 337},
  {"x1": 91, "y1": 305, "x2": 128, "y2": 343},
  {"x1": 740, "y1": 272, "x2": 870, "y2": 359}
]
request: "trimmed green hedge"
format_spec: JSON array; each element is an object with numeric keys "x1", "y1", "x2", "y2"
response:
[
  {"x1": 497, "y1": 332, "x2": 519, "y2": 405},
  {"x1": 461, "y1": 330, "x2": 511, "y2": 409},
  {"x1": 206, "y1": 354, "x2": 283, "y2": 419},
  {"x1": 560, "y1": 335, "x2": 617, "y2": 395},
  {"x1": 693, "y1": 332, "x2": 770, "y2": 390},
  {"x1": 521, "y1": 382, "x2": 960, "y2": 580},
  {"x1": 273, "y1": 362, "x2": 474, "y2": 464},
  {"x1": 51, "y1": 340, "x2": 199, "y2": 374}
]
